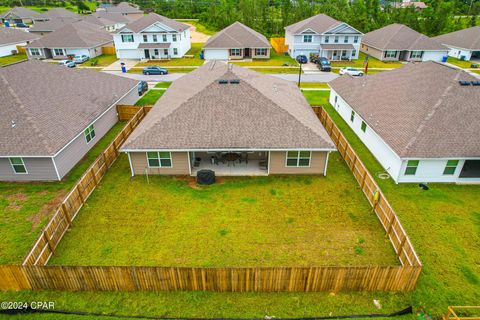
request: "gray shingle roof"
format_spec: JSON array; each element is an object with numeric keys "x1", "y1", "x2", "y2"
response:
[
  {"x1": 0, "y1": 7, "x2": 42, "y2": 19},
  {"x1": 94, "y1": 12, "x2": 131, "y2": 24},
  {"x1": 105, "y1": 2, "x2": 143, "y2": 14},
  {"x1": 0, "y1": 60, "x2": 138, "y2": 156},
  {"x1": 285, "y1": 14, "x2": 341, "y2": 34},
  {"x1": 122, "y1": 62, "x2": 335, "y2": 151},
  {"x1": 203, "y1": 21, "x2": 271, "y2": 49},
  {"x1": 28, "y1": 17, "x2": 81, "y2": 33},
  {"x1": 26, "y1": 21, "x2": 113, "y2": 48},
  {"x1": 0, "y1": 26, "x2": 40, "y2": 46},
  {"x1": 329, "y1": 61, "x2": 480, "y2": 158},
  {"x1": 40, "y1": 8, "x2": 80, "y2": 19},
  {"x1": 118, "y1": 12, "x2": 189, "y2": 33},
  {"x1": 362, "y1": 23, "x2": 447, "y2": 51},
  {"x1": 433, "y1": 26, "x2": 480, "y2": 51}
]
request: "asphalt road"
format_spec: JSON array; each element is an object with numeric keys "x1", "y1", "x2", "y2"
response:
[{"x1": 102, "y1": 71, "x2": 339, "y2": 83}]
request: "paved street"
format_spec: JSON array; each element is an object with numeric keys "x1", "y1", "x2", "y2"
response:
[{"x1": 102, "y1": 70, "x2": 339, "y2": 82}]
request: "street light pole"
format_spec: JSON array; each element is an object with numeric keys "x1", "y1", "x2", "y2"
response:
[{"x1": 297, "y1": 63, "x2": 302, "y2": 87}]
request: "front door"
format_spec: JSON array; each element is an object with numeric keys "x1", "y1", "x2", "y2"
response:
[
  {"x1": 144, "y1": 49, "x2": 150, "y2": 59},
  {"x1": 244, "y1": 48, "x2": 250, "y2": 58}
]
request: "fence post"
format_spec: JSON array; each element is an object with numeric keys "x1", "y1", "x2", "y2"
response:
[
  {"x1": 61, "y1": 203, "x2": 71, "y2": 226},
  {"x1": 43, "y1": 230, "x2": 54, "y2": 253},
  {"x1": 91, "y1": 167, "x2": 98, "y2": 187},
  {"x1": 76, "y1": 184, "x2": 84, "y2": 204}
]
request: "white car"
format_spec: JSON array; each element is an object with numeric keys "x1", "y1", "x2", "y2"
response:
[
  {"x1": 58, "y1": 60, "x2": 76, "y2": 68},
  {"x1": 339, "y1": 67, "x2": 364, "y2": 76},
  {"x1": 73, "y1": 55, "x2": 89, "y2": 64}
]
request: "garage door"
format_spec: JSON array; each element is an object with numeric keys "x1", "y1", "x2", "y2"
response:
[
  {"x1": 204, "y1": 49, "x2": 228, "y2": 60},
  {"x1": 117, "y1": 49, "x2": 140, "y2": 59}
]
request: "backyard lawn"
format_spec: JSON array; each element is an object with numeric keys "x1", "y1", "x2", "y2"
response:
[
  {"x1": 231, "y1": 50, "x2": 298, "y2": 67},
  {"x1": 154, "y1": 82, "x2": 172, "y2": 88},
  {"x1": 331, "y1": 52, "x2": 404, "y2": 69},
  {"x1": 0, "y1": 122, "x2": 125, "y2": 264},
  {"x1": 299, "y1": 82, "x2": 330, "y2": 88},
  {"x1": 0, "y1": 53, "x2": 27, "y2": 66},
  {"x1": 88, "y1": 54, "x2": 117, "y2": 67},
  {"x1": 49, "y1": 151, "x2": 397, "y2": 266},
  {"x1": 134, "y1": 90, "x2": 164, "y2": 106},
  {"x1": 135, "y1": 43, "x2": 205, "y2": 67}
]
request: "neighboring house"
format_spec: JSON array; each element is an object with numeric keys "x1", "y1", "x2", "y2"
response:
[
  {"x1": 329, "y1": 62, "x2": 480, "y2": 183},
  {"x1": 121, "y1": 62, "x2": 336, "y2": 177},
  {"x1": 361, "y1": 24, "x2": 448, "y2": 62},
  {"x1": 203, "y1": 21, "x2": 271, "y2": 60},
  {"x1": 0, "y1": 7, "x2": 44, "y2": 25},
  {"x1": 103, "y1": 2, "x2": 144, "y2": 20},
  {"x1": 39, "y1": 8, "x2": 80, "y2": 20},
  {"x1": 26, "y1": 21, "x2": 114, "y2": 60},
  {"x1": 114, "y1": 13, "x2": 190, "y2": 60},
  {"x1": 0, "y1": 60, "x2": 139, "y2": 181},
  {"x1": 81, "y1": 14, "x2": 125, "y2": 32},
  {"x1": 284, "y1": 13, "x2": 363, "y2": 60},
  {"x1": 0, "y1": 27, "x2": 39, "y2": 57},
  {"x1": 432, "y1": 26, "x2": 480, "y2": 61},
  {"x1": 28, "y1": 17, "x2": 80, "y2": 36},
  {"x1": 92, "y1": 11, "x2": 133, "y2": 31}
]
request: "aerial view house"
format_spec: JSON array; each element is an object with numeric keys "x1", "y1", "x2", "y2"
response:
[
  {"x1": 433, "y1": 26, "x2": 480, "y2": 61},
  {"x1": 361, "y1": 23, "x2": 448, "y2": 62},
  {"x1": 329, "y1": 61, "x2": 480, "y2": 183},
  {"x1": 27, "y1": 17, "x2": 80, "y2": 36},
  {"x1": 0, "y1": 7, "x2": 44, "y2": 25},
  {"x1": 81, "y1": 14, "x2": 126, "y2": 32},
  {"x1": 0, "y1": 27, "x2": 39, "y2": 57},
  {"x1": 0, "y1": 60, "x2": 138, "y2": 181},
  {"x1": 114, "y1": 13, "x2": 190, "y2": 60},
  {"x1": 121, "y1": 62, "x2": 335, "y2": 177},
  {"x1": 90, "y1": 12, "x2": 133, "y2": 31},
  {"x1": 202, "y1": 21, "x2": 271, "y2": 60},
  {"x1": 26, "y1": 21, "x2": 114, "y2": 60},
  {"x1": 284, "y1": 13, "x2": 363, "y2": 60},
  {"x1": 101, "y1": 2, "x2": 144, "y2": 20},
  {"x1": 39, "y1": 7, "x2": 80, "y2": 20}
]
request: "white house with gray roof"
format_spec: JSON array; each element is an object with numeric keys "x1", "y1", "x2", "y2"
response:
[
  {"x1": 121, "y1": 62, "x2": 336, "y2": 177},
  {"x1": 113, "y1": 13, "x2": 191, "y2": 60},
  {"x1": 0, "y1": 60, "x2": 139, "y2": 181},
  {"x1": 433, "y1": 26, "x2": 480, "y2": 61},
  {"x1": 329, "y1": 62, "x2": 480, "y2": 183},
  {"x1": 285, "y1": 13, "x2": 363, "y2": 60},
  {"x1": 0, "y1": 27, "x2": 39, "y2": 57}
]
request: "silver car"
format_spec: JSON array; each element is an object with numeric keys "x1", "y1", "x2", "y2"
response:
[
  {"x1": 73, "y1": 55, "x2": 89, "y2": 64},
  {"x1": 339, "y1": 67, "x2": 364, "y2": 76},
  {"x1": 58, "y1": 60, "x2": 76, "y2": 68}
]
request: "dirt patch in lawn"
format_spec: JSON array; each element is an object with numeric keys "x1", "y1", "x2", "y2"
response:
[
  {"x1": 173, "y1": 176, "x2": 226, "y2": 189},
  {"x1": 28, "y1": 190, "x2": 67, "y2": 231},
  {"x1": 6, "y1": 193, "x2": 28, "y2": 211}
]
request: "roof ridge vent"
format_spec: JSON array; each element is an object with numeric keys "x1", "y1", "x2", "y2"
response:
[
  {"x1": 459, "y1": 80, "x2": 471, "y2": 86},
  {"x1": 218, "y1": 79, "x2": 228, "y2": 84}
]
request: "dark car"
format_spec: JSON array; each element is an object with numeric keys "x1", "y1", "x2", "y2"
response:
[
  {"x1": 296, "y1": 55, "x2": 308, "y2": 64},
  {"x1": 137, "y1": 81, "x2": 148, "y2": 96},
  {"x1": 15, "y1": 22, "x2": 28, "y2": 28},
  {"x1": 142, "y1": 66, "x2": 168, "y2": 75},
  {"x1": 317, "y1": 57, "x2": 331, "y2": 72}
]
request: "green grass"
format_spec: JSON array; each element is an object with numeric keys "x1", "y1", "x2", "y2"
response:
[
  {"x1": 302, "y1": 90, "x2": 331, "y2": 105},
  {"x1": 49, "y1": 152, "x2": 396, "y2": 266},
  {"x1": 176, "y1": 19, "x2": 217, "y2": 36},
  {"x1": 299, "y1": 82, "x2": 330, "y2": 88},
  {"x1": 134, "y1": 90, "x2": 164, "y2": 106},
  {"x1": 154, "y1": 82, "x2": 172, "y2": 88},
  {"x1": 471, "y1": 70, "x2": 480, "y2": 74},
  {"x1": 249, "y1": 67, "x2": 301, "y2": 74},
  {"x1": 135, "y1": 43, "x2": 205, "y2": 67},
  {"x1": 231, "y1": 50, "x2": 298, "y2": 67},
  {"x1": 447, "y1": 56, "x2": 479, "y2": 69},
  {"x1": 0, "y1": 122, "x2": 125, "y2": 264},
  {"x1": 331, "y1": 52, "x2": 404, "y2": 69},
  {"x1": 299, "y1": 91, "x2": 480, "y2": 316},
  {"x1": 0, "y1": 53, "x2": 27, "y2": 66},
  {"x1": 88, "y1": 54, "x2": 117, "y2": 67}
]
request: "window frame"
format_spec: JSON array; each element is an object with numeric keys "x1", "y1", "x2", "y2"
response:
[
  {"x1": 53, "y1": 48, "x2": 64, "y2": 56},
  {"x1": 29, "y1": 48, "x2": 40, "y2": 56},
  {"x1": 121, "y1": 34, "x2": 134, "y2": 43},
  {"x1": 84, "y1": 124, "x2": 96, "y2": 144},
  {"x1": 173, "y1": 47, "x2": 178, "y2": 55},
  {"x1": 163, "y1": 48, "x2": 168, "y2": 56},
  {"x1": 353, "y1": 35, "x2": 359, "y2": 43},
  {"x1": 405, "y1": 160, "x2": 419, "y2": 176},
  {"x1": 410, "y1": 50, "x2": 423, "y2": 59},
  {"x1": 142, "y1": 34, "x2": 148, "y2": 42},
  {"x1": 324, "y1": 35, "x2": 329, "y2": 43},
  {"x1": 443, "y1": 160, "x2": 459, "y2": 175},
  {"x1": 162, "y1": 34, "x2": 167, "y2": 42},
  {"x1": 344, "y1": 36, "x2": 349, "y2": 43},
  {"x1": 172, "y1": 34, "x2": 177, "y2": 42},
  {"x1": 334, "y1": 36, "x2": 339, "y2": 43},
  {"x1": 154, "y1": 49, "x2": 159, "y2": 56},
  {"x1": 350, "y1": 110, "x2": 355, "y2": 122},
  {"x1": 230, "y1": 48, "x2": 241, "y2": 56},
  {"x1": 285, "y1": 151, "x2": 311, "y2": 168},
  {"x1": 361, "y1": 121, "x2": 367, "y2": 132},
  {"x1": 147, "y1": 151, "x2": 173, "y2": 168},
  {"x1": 255, "y1": 48, "x2": 267, "y2": 56},
  {"x1": 385, "y1": 50, "x2": 397, "y2": 58},
  {"x1": 152, "y1": 34, "x2": 157, "y2": 42},
  {"x1": 9, "y1": 157, "x2": 28, "y2": 174},
  {"x1": 303, "y1": 35, "x2": 313, "y2": 43}
]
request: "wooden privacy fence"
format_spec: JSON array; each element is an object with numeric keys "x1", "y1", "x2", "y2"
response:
[
  {"x1": 312, "y1": 107, "x2": 422, "y2": 269},
  {"x1": 444, "y1": 307, "x2": 480, "y2": 320},
  {"x1": 117, "y1": 105, "x2": 153, "y2": 121},
  {"x1": 22, "y1": 106, "x2": 151, "y2": 266},
  {"x1": 1, "y1": 265, "x2": 420, "y2": 292},
  {"x1": 102, "y1": 46, "x2": 116, "y2": 55},
  {"x1": 270, "y1": 37, "x2": 288, "y2": 53}
]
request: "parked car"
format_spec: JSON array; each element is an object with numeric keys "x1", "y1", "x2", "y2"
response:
[
  {"x1": 15, "y1": 22, "x2": 28, "y2": 28},
  {"x1": 339, "y1": 67, "x2": 364, "y2": 76},
  {"x1": 296, "y1": 55, "x2": 308, "y2": 64},
  {"x1": 317, "y1": 57, "x2": 331, "y2": 72},
  {"x1": 58, "y1": 60, "x2": 76, "y2": 68},
  {"x1": 138, "y1": 81, "x2": 148, "y2": 96},
  {"x1": 142, "y1": 66, "x2": 168, "y2": 75},
  {"x1": 73, "y1": 55, "x2": 89, "y2": 64}
]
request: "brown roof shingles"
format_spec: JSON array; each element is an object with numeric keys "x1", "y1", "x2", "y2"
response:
[
  {"x1": 329, "y1": 61, "x2": 480, "y2": 158},
  {"x1": 204, "y1": 21, "x2": 271, "y2": 49},
  {"x1": 122, "y1": 62, "x2": 334, "y2": 151},
  {"x1": 285, "y1": 14, "x2": 341, "y2": 34},
  {"x1": 433, "y1": 26, "x2": 480, "y2": 51},
  {"x1": 0, "y1": 60, "x2": 138, "y2": 156},
  {"x1": 0, "y1": 26, "x2": 40, "y2": 46},
  {"x1": 118, "y1": 12, "x2": 189, "y2": 33}
]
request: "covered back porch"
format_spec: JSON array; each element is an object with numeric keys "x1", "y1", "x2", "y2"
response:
[{"x1": 190, "y1": 151, "x2": 269, "y2": 176}]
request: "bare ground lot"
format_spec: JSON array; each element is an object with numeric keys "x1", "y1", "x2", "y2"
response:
[{"x1": 49, "y1": 152, "x2": 397, "y2": 267}]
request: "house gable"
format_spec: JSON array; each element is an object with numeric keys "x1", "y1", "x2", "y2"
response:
[
  {"x1": 118, "y1": 28, "x2": 134, "y2": 33},
  {"x1": 141, "y1": 22, "x2": 176, "y2": 34},
  {"x1": 325, "y1": 23, "x2": 363, "y2": 35},
  {"x1": 300, "y1": 28, "x2": 319, "y2": 35}
]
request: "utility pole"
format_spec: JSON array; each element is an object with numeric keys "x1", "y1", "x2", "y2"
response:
[{"x1": 297, "y1": 63, "x2": 302, "y2": 87}]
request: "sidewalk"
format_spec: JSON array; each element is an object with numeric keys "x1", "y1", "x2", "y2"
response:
[{"x1": 102, "y1": 59, "x2": 138, "y2": 71}]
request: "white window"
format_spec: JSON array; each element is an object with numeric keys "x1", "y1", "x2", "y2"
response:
[
  {"x1": 84, "y1": 124, "x2": 95, "y2": 143},
  {"x1": 121, "y1": 34, "x2": 134, "y2": 42},
  {"x1": 385, "y1": 50, "x2": 397, "y2": 58},
  {"x1": 303, "y1": 35, "x2": 312, "y2": 43},
  {"x1": 443, "y1": 160, "x2": 459, "y2": 175},
  {"x1": 153, "y1": 34, "x2": 157, "y2": 42},
  {"x1": 255, "y1": 48, "x2": 267, "y2": 56},
  {"x1": 405, "y1": 160, "x2": 419, "y2": 175},
  {"x1": 352, "y1": 49, "x2": 356, "y2": 57},
  {"x1": 172, "y1": 34, "x2": 177, "y2": 42},
  {"x1": 53, "y1": 48, "x2": 64, "y2": 56},
  {"x1": 350, "y1": 110, "x2": 355, "y2": 122},
  {"x1": 9, "y1": 157, "x2": 27, "y2": 174},
  {"x1": 354, "y1": 36, "x2": 359, "y2": 43},
  {"x1": 324, "y1": 36, "x2": 329, "y2": 43},
  {"x1": 334, "y1": 36, "x2": 339, "y2": 43},
  {"x1": 230, "y1": 48, "x2": 241, "y2": 56},
  {"x1": 173, "y1": 48, "x2": 178, "y2": 55},
  {"x1": 344, "y1": 36, "x2": 349, "y2": 43},
  {"x1": 361, "y1": 121, "x2": 367, "y2": 132},
  {"x1": 29, "y1": 48, "x2": 40, "y2": 56},
  {"x1": 147, "y1": 152, "x2": 172, "y2": 168},
  {"x1": 162, "y1": 34, "x2": 167, "y2": 42},
  {"x1": 143, "y1": 34, "x2": 148, "y2": 42},
  {"x1": 410, "y1": 50, "x2": 423, "y2": 59},
  {"x1": 163, "y1": 49, "x2": 168, "y2": 56},
  {"x1": 154, "y1": 49, "x2": 159, "y2": 56},
  {"x1": 286, "y1": 151, "x2": 311, "y2": 167}
]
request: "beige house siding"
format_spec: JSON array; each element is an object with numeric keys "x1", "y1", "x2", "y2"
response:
[
  {"x1": 269, "y1": 151, "x2": 328, "y2": 175},
  {"x1": 130, "y1": 151, "x2": 190, "y2": 175},
  {"x1": 360, "y1": 44, "x2": 399, "y2": 61}
]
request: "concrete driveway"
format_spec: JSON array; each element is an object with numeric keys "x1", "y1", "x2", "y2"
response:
[{"x1": 102, "y1": 59, "x2": 138, "y2": 71}]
